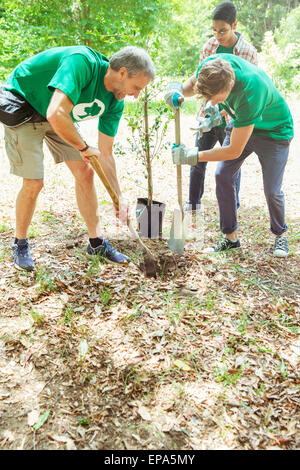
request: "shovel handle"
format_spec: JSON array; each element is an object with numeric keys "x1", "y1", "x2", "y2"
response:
[
  {"x1": 89, "y1": 155, "x2": 154, "y2": 257},
  {"x1": 175, "y1": 108, "x2": 183, "y2": 209},
  {"x1": 89, "y1": 155, "x2": 120, "y2": 208},
  {"x1": 175, "y1": 107, "x2": 181, "y2": 146}
]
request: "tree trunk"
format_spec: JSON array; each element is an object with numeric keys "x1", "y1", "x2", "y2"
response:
[
  {"x1": 144, "y1": 87, "x2": 153, "y2": 206},
  {"x1": 80, "y1": 0, "x2": 92, "y2": 47}
]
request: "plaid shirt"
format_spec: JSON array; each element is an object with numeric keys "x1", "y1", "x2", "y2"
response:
[{"x1": 199, "y1": 32, "x2": 258, "y2": 66}]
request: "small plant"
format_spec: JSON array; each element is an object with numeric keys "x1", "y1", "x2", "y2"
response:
[
  {"x1": 41, "y1": 208, "x2": 61, "y2": 224},
  {"x1": 214, "y1": 364, "x2": 244, "y2": 386},
  {"x1": 62, "y1": 306, "x2": 78, "y2": 325},
  {"x1": 35, "y1": 267, "x2": 56, "y2": 293},
  {"x1": 0, "y1": 246, "x2": 11, "y2": 262},
  {"x1": 78, "y1": 418, "x2": 90, "y2": 426},
  {"x1": 86, "y1": 254, "x2": 105, "y2": 277},
  {"x1": 123, "y1": 366, "x2": 137, "y2": 391},
  {"x1": 124, "y1": 77, "x2": 173, "y2": 206},
  {"x1": 235, "y1": 310, "x2": 251, "y2": 335},
  {"x1": 279, "y1": 359, "x2": 288, "y2": 380},
  {"x1": 99, "y1": 286, "x2": 112, "y2": 306},
  {"x1": 254, "y1": 383, "x2": 265, "y2": 396},
  {"x1": 0, "y1": 223, "x2": 9, "y2": 232},
  {"x1": 202, "y1": 293, "x2": 217, "y2": 311},
  {"x1": 30, "y1": 308, "x2": 44, "y2": 325},
  {"x1": 122, "y1": 302, "x2": 143, "y2": 323},
  {"x1": 27, "y1": 224, "x2": 41, "y2": 239}
]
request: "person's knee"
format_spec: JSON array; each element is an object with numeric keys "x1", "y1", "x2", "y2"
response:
[
  {"x1": 215, "y1": 166, "x2": 232, "y2": 184},
  {"x1": 74, "y1": 164, "x2": 94, "y2": 186},
  {"x1": 191, "y1": 162, "x2": 206, "y2": 177},
  {"x1": 22, "y1": 178, "x2": 44, "y2": 197},
  {"x1": 264, "y1": 188, "x2": 283, "y2": 202}
]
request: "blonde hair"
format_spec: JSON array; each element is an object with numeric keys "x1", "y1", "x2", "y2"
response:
[{"x1": 194, "y1": 58, "x2": 235, "y2": 99}]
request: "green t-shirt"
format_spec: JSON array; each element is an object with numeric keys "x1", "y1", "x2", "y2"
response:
[
  {"x1": 197, "y1": 54, "x2": 294, "y2": 140},
  {"x1": 216, "y1": 34, "x2": 238, "y2": 55},
  {"x1": 4, "y1": 46, "x2": 124, "y2": 137},
  {"x1": 208, "y1": 34, "x2": 238, "y2": 126},
  {"x1": 216, "y1": 44, "x2": 235, "y2": 54}
]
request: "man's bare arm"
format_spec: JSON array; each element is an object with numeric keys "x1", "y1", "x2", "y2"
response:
[
  {"x1": 198, "y1": 125, "x2": 254, "y2": 162},
  {"x1": 46, "y1": 89, "x2": 87, "y2": 150},
  {"x1": 182, "y1": 75, "x2": 197, "y2": 97}
]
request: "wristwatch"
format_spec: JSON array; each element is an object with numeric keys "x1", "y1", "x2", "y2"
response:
[{"x1": 78, "y1": 142, "x2": 89, "y2": 152}]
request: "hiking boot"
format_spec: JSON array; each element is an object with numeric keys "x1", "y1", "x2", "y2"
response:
[
  {"x1": 204, "y1": 237, "x2": 241, "y2": 253},
  {"x1": 273, "y1": 236, "x2": 289, "y2": 257},
  {"x1": 87, "y1": 238, "x2": 130, "y2": 264},
  {"x1": 12, "y1": 239, "x2": 35, "y2": 271}
]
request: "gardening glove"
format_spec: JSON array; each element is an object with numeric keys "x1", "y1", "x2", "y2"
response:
[
  {"x1": 191, "y1": 102, "x2": 222, "y2": 136},
  {"x1": 204, "y1": 102, "x2": 220, "y2": 118},
  {"x1": 164, "y1": 82, "x2": 184, "y2": 111},
  {"x1": 197, "y1": 114, "x2": 222, "y2": 138},
  {"x1": 172, "y1": 144, "x2": 198, "y2": 166}
]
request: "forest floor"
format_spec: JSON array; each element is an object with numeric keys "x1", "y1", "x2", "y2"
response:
[{"x1": 0, "y1": 100, "x2": 299, "y2": 450}]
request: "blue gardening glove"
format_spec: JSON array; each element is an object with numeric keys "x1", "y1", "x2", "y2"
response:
[
  {"x1": 164, "y1": 82, "x2": 184, "y2": 111},
  {"x1": 172, "y1": 144, "x2": 198, "y2": 166}
]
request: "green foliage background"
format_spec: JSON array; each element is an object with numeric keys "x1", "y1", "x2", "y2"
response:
[{"x1": 0, "y1": 0, "x2": 299, "y2": 93}]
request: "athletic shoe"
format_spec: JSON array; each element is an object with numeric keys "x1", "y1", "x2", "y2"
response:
[
  {"x1": 12, "y1": 239, "x2": 35, "y2": 271},
  {"x1": 204, "y1": 237, "x2": 241, "y2": 253},
  {"x1": 87, "y1": 238, "x2": 130, "y2": 264},
  {"x1": 273, "y1": 236, "x2": 289, "y2": 257}
]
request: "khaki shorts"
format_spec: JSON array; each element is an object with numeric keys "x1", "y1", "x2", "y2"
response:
[{"x1": 3, "y1": 121, "x2": 82, "y2": 179}]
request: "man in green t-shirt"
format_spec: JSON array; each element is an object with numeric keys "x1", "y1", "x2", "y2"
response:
[
  {"x1": 165, "y1": 2, "x2": 258, "y2": 212},
  {"x1": 0, "y1": 46, "x2": 155, "y2": 271},
  {"x1": 171, "y1": 54, "x2": 293, "y2": 257}
]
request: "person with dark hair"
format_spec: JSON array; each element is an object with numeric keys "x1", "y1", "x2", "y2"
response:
[
  {"x1": 213, "y1": 1, "x2": 237, "y2": 25},
  {"x1": 165, "y1": 1, "x2": 257, "y2": 211},
  {"x1": 171, "y1": 54, "x2": 293, "y2": 258},
  {"x1": 0, "y1": 46, "x2": 155, "y2": 271}
]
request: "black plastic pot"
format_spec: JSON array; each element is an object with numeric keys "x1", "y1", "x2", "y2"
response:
[{"x1": 136, "y1": 197, "x2": 166, "y2": 239}]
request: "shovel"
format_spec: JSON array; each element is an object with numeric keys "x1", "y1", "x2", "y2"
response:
[
  {"x1": 168, "y1": 106, "x2": 186, "y2": 254},
  {"x1": 89, "y1": 155, "x2": 157, "y2": 278}
]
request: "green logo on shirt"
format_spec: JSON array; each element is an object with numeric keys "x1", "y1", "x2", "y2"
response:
[{"x1": 72, "y1": 99, "x2": 105, "y2": 121}]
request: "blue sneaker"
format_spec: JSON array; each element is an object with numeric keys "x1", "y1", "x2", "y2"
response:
[
  {"x1": 12, "y1": 239, "x2": 35, "y2": 271},
  {"x1": 87, "y1": 239, "x2": 130, "y2": 264}
]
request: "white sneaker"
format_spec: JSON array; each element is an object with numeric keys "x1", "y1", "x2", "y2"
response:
[{"x1": 274, "y1": 236, "x2": 289, "y2": 257}]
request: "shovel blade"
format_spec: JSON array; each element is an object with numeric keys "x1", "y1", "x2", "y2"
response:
[{"x1": 168, "y1": 207, "x2": 186, "y2": 254}]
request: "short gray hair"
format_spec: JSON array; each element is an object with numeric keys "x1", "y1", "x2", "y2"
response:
[{"x1": 110, "y1": 46, "x2": 155, "y2": 80}]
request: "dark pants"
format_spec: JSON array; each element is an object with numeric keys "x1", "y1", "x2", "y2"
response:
[
  {"x1": 215, "y1": 133, "x2": 290, "y2": 235},
  {"x1": 188, "y1": 124, "x2": 241, "y2": 209}
]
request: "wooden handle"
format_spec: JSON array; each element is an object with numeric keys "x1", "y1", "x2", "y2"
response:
[
  {"x1": 90, "y1": 155, "x2": 120, "y2": 209},
  {"x1": 89, "y1": 155, "x2": 154, "y2": 257},
  {"x1": 175, "y1": 107, "x2": 181, "y2": 146},
  {"x1": 175, "y1": 108, "x2": 183, "y2": 209}
]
